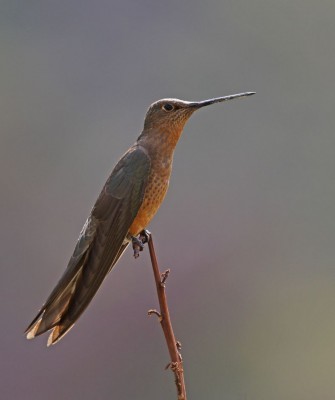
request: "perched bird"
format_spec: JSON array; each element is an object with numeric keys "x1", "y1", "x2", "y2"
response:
[{"x1": 25, "y1": 92, "x2": 255, "y2": 346}]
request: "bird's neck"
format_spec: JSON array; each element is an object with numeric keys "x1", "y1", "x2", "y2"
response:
[{"x1": 137, "y1": 126, "x2": 184, "y2": 162}]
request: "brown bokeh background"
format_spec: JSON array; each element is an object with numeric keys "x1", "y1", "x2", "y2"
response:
[{"x1": 2, "y1": 1, "x2": 335, "y2": 399}]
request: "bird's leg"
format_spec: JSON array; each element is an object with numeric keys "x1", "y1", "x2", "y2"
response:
[
  {"x1": 131, "y1": 236, "x2": 144, "y2": 258},
  {"x1": 131, "y1": 230, "x2": 151, "y2": 258}
]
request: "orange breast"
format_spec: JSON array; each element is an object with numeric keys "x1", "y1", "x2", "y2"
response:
[{"x1": 129, "y1": 170, "x2": 170, "y2": 236}]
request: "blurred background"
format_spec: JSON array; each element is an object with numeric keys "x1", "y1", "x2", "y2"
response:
[{"x1": 2, "y1": 1, "x2": 335, "y2": 399}]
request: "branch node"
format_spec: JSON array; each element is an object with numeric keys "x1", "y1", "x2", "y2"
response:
[
  {"x1": 148, "y1": 309, "x2": 162, "y2": 321},
  {"x1": 165, "y1": 360, "x2": 184, "y2": 372},
  {"x1": 169, "y1": 361, "x2": 183, "y2": 373},
  {"x1": 160, "y1": 269, "x2": 171, "y2": 287}
]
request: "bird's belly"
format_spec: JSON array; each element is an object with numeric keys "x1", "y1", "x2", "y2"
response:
[{"x1": 129, "y1": 173, "x2": 169, "y2": 236}]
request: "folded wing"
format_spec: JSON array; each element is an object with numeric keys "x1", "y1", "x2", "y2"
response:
[{"x1": 25, "y1": 146, "x2": 151, "y2": 345}]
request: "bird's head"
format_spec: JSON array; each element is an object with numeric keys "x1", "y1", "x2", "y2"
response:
[
  {"x1": 143, "y1": 92, "x2": 255, "y2": 132},
  {"x1": 143, "y1": 98, "x2": 197, "y2": 132},
  {"x1": 140, "y1": 92, "x2": 255, "y2": 148}
]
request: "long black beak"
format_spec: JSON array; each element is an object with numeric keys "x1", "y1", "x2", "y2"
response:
[{"x1": 189, "y1": 92, "x2": 256, "y2": 109}]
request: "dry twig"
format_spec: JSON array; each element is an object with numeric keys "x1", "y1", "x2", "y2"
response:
[{"x1": 146, "y1": 233, "x2": 187, "y2": 400}]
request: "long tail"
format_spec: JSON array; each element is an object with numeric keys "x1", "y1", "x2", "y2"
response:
[{"x1": 25, "y1": 243, "x2": 128, "y2": 346}]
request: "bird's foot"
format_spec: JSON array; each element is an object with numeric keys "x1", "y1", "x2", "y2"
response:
[
  {"x1": 131, "y1": 230, "x2": 151, "y2": 258},
  {"x1": 132, "y1": 236, "x2": 144, "y2": 258},
  {"x1": 139, "y1": 229, "x2": 151, "y2": 244}
]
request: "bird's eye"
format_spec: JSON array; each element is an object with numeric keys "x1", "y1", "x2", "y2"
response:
[{"x1": 162, "y1": 103, "x2": 174, "y2": 112}]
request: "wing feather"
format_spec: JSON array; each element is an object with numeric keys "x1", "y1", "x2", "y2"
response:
[{"x1": 25, "y1": 146, "x2": 151, "y2": 344}]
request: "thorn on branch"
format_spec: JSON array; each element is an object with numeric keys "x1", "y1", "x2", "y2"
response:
[
  {"x1": 148, "y1": 309, "x2": 162, "y2": 322},
  {"x1": 160, "y1": 269, "x2": 170, "y2": 287}
]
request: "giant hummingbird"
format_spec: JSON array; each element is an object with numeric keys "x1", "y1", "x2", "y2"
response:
[{"x1": 25, "y1": 92, "x2": 255, "y2": 346}]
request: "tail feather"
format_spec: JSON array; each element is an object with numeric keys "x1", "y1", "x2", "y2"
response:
[
  {"x1": 25, "y1": 242, "x2": 129, "y2": 345},
  {"x1": 47, "y1": 323, "x2": 75, "y2": 347},
  {"x1": 28, "y1": 278, "x2": 77, "y2": 337}
]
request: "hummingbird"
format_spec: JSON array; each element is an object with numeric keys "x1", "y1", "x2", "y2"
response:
[{"x1": 25, "y1": 91, "x2": 255, "y2": 346}]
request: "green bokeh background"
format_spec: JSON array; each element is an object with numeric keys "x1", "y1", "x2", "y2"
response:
[{"x1": 2, "y1": 1, "x2": 335, "y2": 399}]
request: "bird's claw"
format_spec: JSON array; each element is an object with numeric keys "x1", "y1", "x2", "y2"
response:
[
  {"x1": 139, "y1": 229, "x2": 151, "y2": 244},
  {"x1": 131, "y1": 230, "x2": 151, "y2": 258},
  {"x1": 132, "y1": 236, "x2": 144, "y2": 258}
]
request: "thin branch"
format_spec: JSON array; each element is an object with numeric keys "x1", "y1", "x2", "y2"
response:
[{"x1": 147, "y1": 233, "x2": 187, "y2": 400}]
